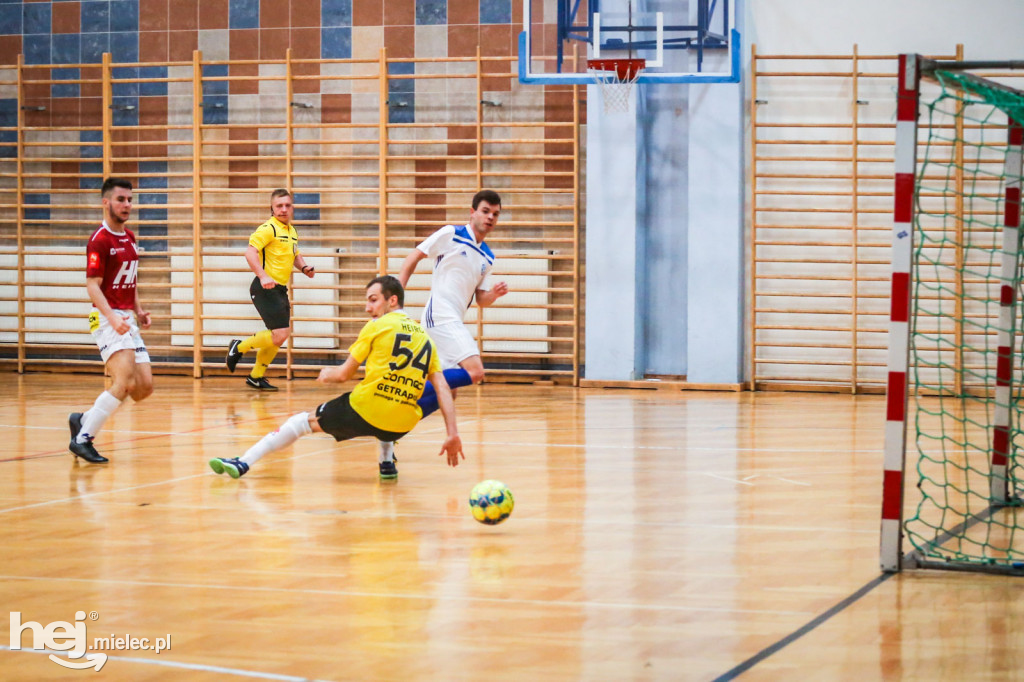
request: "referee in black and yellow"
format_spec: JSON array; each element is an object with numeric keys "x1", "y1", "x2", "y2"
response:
[{"x1": 226, "y1": 188, "x2": 315, "y2": 391}]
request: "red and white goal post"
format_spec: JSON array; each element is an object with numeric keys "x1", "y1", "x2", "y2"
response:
[{"x1": 882, "y1": 54, "x2": 1024, "y2": 574}]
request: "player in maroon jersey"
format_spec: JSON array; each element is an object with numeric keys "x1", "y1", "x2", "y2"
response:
[{"x1": 68, "y1": 178, "x2": 154, "y2": 463}]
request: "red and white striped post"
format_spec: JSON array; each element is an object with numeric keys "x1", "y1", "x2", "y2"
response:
[
  {"x1": 881, "y1": 53, "x2": 921, "y2": 573},
  {"x1": 992, "y1": 119, "x2": 1023, "y2": 503}
]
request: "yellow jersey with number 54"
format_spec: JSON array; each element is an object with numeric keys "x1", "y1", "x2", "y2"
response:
[{"x1": 348, "y1": 311, "x2": 441, "y2": 432}]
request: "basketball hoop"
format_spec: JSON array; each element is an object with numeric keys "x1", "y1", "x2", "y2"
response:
[{"x1": 588, "y1": 58, "x2": 645, "y2": 114}]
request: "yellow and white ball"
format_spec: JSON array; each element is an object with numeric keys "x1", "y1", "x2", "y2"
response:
[{"x1": 469, "y1": 480, "x2": 514, "y2": 525}]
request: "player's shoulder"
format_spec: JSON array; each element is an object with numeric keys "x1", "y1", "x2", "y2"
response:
[
  {"x1": 359, "y1": 315, "x2": 381, "y2": 333},
  {"x1": 87, "y1": 224, "x2": 118, "y2": 247},
  {"x1": 478, "y1": 240, "x2": 495, "y2": 261},
  {"x1": 380, "y1": 310, "x2": 413, "y2": 327},
  {"x1": 363, "y1": 312, "x2": 395, "y2": 333},
  {"x1": 87, "y1": 224, "x2": 106, "y2": 244},
  {"x1": 379, "y1": 311, "x2": 425, "y2": 335},
  {"x1": 253, "y1": 217, "x2": 287, "y2": 237},
  {"x1": 417, "y1": 224, "x2": 456, "y2": 252},
  {"x1": 430, "y1": 224, "x2": 457, "y2": 239},
  {"x1": 248, "y1": 220, "x2": 277, "y2": 246},
  {"x1": 452, "y1": 224, "x2": 494, "y2": 262},
  {"x1": 269, "y1": 216, "x2": 295, "y2": 234}
]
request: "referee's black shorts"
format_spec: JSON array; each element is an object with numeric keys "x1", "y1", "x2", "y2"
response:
[
  {"x1": 315, "y1": 393, "x2": 408, "y2": 443},
  {"x1": 250, "y1": 276, "x2": 290, "y2": 330}
]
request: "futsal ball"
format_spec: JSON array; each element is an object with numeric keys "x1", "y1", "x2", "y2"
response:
[{"x1": 469, "y1": 480, "x2": 514, "y2": 525}]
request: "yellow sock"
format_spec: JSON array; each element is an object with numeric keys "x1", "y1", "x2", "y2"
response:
[
  {"x1": 239, "y1": 329, "x2": 274, "y2": 354},
  {"x1": 251, "y1": 345, "x2": 280, "y2": 379}
]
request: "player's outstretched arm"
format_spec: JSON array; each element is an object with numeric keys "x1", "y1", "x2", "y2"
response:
[
  {"x1": 430, "y1": 370, "x2": 464, "y2": 467},
  {"x1": 397, "y1": 249, "x2": 428, "y2": 287},
  {"x1": 318, "y1": 355, "x2": 360, "y2": 384}
]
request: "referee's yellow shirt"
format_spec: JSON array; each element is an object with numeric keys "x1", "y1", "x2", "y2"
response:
[
  {"x1": 348, "y1": 311, "x2": 441, "y2": 433},
  {"x1": 248, "y1": 216, "x2": 298, "y2": 286}
]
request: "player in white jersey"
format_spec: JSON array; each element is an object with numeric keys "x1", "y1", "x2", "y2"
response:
[{"x1": 378, "y1": 190, "x2": 509, "y2": 466}]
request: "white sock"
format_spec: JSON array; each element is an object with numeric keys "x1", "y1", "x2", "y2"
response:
[
  {"x1": 241, "y1": 412, "x2": 312, "y2": 466},
  {"x1": 378, "y1": 440, "x2": 395, "y2": 464},
  {"x1": 77, "y1": 391, "x2": 123, "y2": 443}
]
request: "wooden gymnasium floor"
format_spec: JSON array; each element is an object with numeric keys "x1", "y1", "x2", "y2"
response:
[{"x1": 0, "y1": 372, "x2": 1022, "y2": 681}]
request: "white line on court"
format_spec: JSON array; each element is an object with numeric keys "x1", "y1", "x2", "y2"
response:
[
  {"x1": 0, "y1": 442, "x2": 346, "y2": 515},
  {"x1": 396, "y1": 433, "x2": 883, "y2": 454},
  {"x1": 0, "y1": 574, "x2": 815, "y2": 618},
  {"x1": 0, "y1": 420, "x2": 883, "y2": 457},
  {"x1": 0, "y1": 423, "x2": 322, "y2": 440},
  {"x1": 0, "y1": 424, "x2": 197, "y2": 436},
  {"x1": 1, "y1": 419, "x2": 869, "y2": 543},
  {"x1": 0, "y1": 473, "x2": 210, "y2": 515},
  {"x1": 0, "y1": 645, "x2": 330, "y2": 681}
]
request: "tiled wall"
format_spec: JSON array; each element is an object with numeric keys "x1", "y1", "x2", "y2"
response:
[
  {"x1": 0, "y1": 0, "x2": 573, "y2": 194},
  {"x1": 0, "y1": 0, "x2": 566, "y2": 157},
  {"x1": 0, "y1": 0, "x2": 575, "y2": 254},
  {"x1": 0, "y1": 0, "x2": 553, "y2": 139},
  {"x1": 0, "y1": 1, "x2": 581, "y2": 376},
  {"x1": 0, "y1": 0, "x2": 528, "y2": 68}
]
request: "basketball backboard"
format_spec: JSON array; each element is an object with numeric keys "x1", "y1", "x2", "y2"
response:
[{"x1": 518, "y1": 0, "x2": 740, "y2": 85}]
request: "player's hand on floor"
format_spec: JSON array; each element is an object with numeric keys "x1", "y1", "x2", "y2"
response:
[{"x1": 439, "y1": 435, "x2": 464, "y2": 467}]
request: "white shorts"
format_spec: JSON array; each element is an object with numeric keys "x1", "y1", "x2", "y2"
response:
[
  {"x1": 89, "y1": 309, "x2": 151, "y2": 364},
  {"x1": 425, "y1": 321, "x2": 479, "y2": 370}
]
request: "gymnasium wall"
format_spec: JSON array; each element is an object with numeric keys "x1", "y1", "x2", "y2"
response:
[
  {"x1": 744, "y1": 1, "x2": 1024, "y2": 390},
  {"x1": 0, "y1": 0, "x2": 569, "y2": 175},
  {"x1": 747, "y1": 0, "x2": 1024, "y2": 58},
  {"x1": 0, "y1": 0, "x2": 583, "y2": 379}
]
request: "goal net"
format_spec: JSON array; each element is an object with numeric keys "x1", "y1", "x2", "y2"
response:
[{"x1": 882, "y1": 55, "x2": 1024, "y2": 573}]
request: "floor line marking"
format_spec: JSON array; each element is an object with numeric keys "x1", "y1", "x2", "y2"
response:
[
  {"x1": 0, "y1": 413, "x2": 341, "y2": 463},
  {"x1": 711, "y1": 572, "x2": 895, "y2": 681},
  {"x1": 399, "y1": 436, "x2": 884, "y2": 454},
  {"x1": 0, "y1": 645, "x2": 330, "y2": 681},
  {"x1": 0, "y1": 574, "x2": 814, "y2": 618},
  {"x1": 0, "y1": 422, "x2": 883, "y2": 453},
  {"x1": 0, "y1": 442, "x2": 348, "y2": 515}
]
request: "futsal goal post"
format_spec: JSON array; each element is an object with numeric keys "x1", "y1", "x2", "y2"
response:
[{"x1": 882, "y1": 54, "x2": 1024, "y2": 574}]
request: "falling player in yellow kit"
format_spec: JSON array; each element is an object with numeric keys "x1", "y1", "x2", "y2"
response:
[{"x1": 210, "y1": 275, "x2": 464, "y2": 479}]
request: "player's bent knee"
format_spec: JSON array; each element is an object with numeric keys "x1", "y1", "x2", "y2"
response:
[
  {"x1": 271, "y1": 329, "x2": 290, "y2": 346},
  {"x1": 467, "y1": 366, "x2": 485, "y2": 384},
  {"x1": 132, "y1": 383, "x2": 154, "y2": 402}
]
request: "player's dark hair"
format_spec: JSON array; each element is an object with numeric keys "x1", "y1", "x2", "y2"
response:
[
  {"x1": 368, "y1": 275, "x2": 404, "y2": 307},
  {"x1": 270, "y1": 188, "x2": 292, "y2": 203},
  {"x1": 472, "y1": 189, "x2": 501, "y2": 210},
  {"x1": 101, "y1": 177, "x2": 133, "y2": 197}
]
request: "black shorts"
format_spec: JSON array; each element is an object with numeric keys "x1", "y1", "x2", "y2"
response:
[
  {"x1": 315, "y1": 393, "x2": 408, "y2": 443},
  {"x1": 250, "y1": 277, "x2": 290, "y2": 330}
]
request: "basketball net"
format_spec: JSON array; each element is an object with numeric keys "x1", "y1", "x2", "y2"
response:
[{"x1": 588, "y1": 58, "x2": 645, "y2": 114}]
